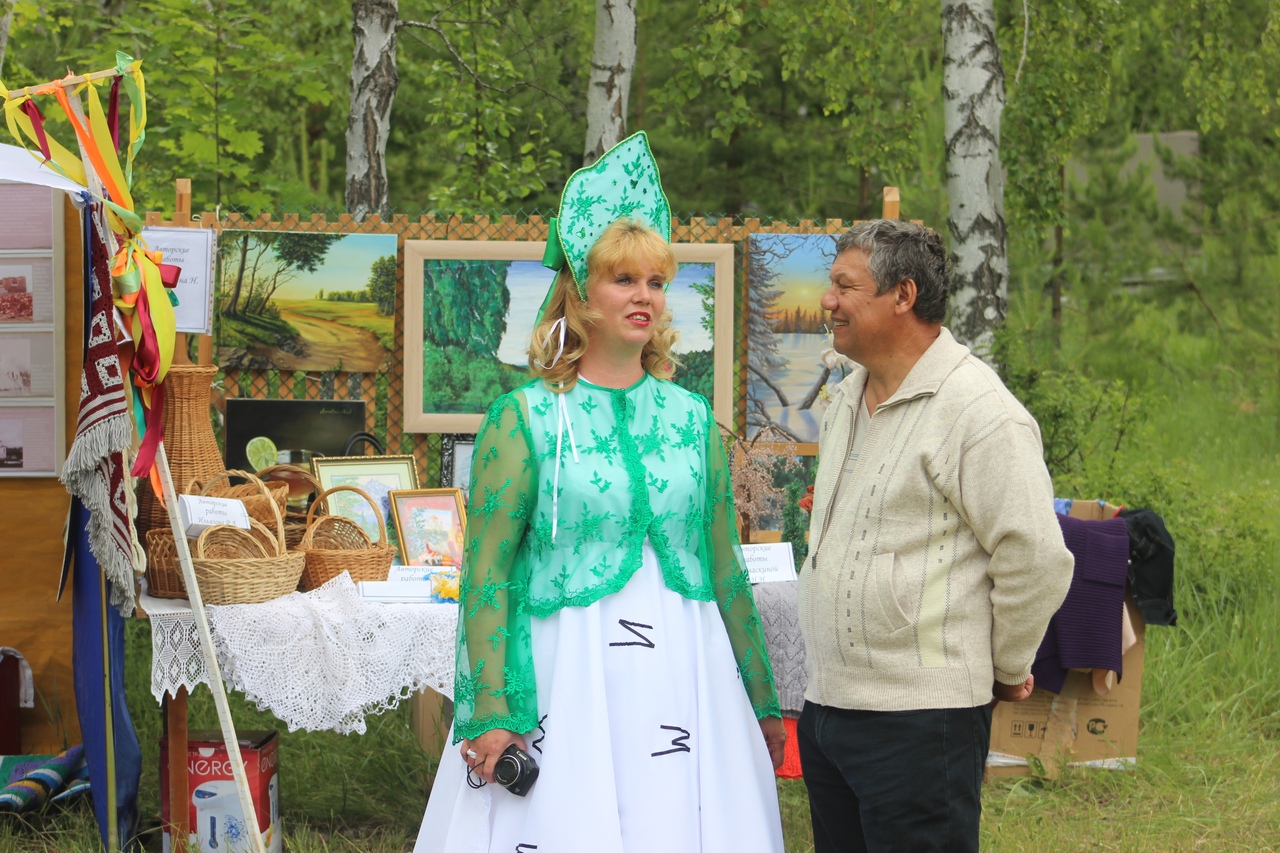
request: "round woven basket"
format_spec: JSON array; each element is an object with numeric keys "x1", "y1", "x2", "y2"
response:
[
  {"x1": 190, "y1": 470, "x2": 289, "y2": 526},
  {"x1": 143, "y1": 528, "x2": 190, "y2": 599},
  {"x1": 189, "y1": 471, "x2": 306, "y2": 605},
  {"x1": 136, "y1": 365, "x2": 225, "y2": 538},
  {"x1": 256, "y1": 463, "x2": 327, "y2": 550},
  {"x1": 298, "y1": 485, "x2": 394, "y2": 589}
]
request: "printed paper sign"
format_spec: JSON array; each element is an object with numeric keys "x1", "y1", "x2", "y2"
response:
[
  {"x1": 741, "y1": 542, "x2": 798, "y2": 584},
  {"x1": 178, "y1": 495, "x2": 251, "y2": 538},
  {"x1": 142, "y1": 226, "x2": 215, "y2": 334}
]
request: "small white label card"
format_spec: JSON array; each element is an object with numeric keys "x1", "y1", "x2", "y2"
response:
[
  {"x1": 358, "y1": 581, "x2": 439, "y2": 603},
  {"x1": 741, "y1": 542, "x2": 797, "y2": 584},
  {"x1": 177, "y1": 495, "x2": 251, "y2": 538}
]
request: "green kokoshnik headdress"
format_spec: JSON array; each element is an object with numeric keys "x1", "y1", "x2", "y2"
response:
[{"x1": 540, "y1": 130, "x2": 672, "y2": 303}]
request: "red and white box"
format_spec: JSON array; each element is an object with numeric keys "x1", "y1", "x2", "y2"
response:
[{"x1": 160, "y1": 730, "x2": 281, "y2": 853}]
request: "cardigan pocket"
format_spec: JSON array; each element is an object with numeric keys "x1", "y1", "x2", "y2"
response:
[{"x1": 873, "y1": 552, "x2": 912, "y2": 634}]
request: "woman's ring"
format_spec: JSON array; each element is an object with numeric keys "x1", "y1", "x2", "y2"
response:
[{"x1": 466, "y1": 749, "x2": 478, "y2": 760}]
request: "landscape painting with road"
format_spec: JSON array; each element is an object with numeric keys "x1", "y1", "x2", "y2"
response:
[{"x1": 217, "y1": 231, "x2": 397, "y2": 373}]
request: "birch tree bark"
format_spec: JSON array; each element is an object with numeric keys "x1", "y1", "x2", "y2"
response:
[
  {"x1": 0, "y1": 2, "x2": 14, "y2": 77},
  {"x1": 583, "y1": 0, "x2": 637, "y2": 166},
  {"x1": 346, "y1": 0, "x2": 399, "y2": 218},
  {"x1": 942, "y1": 0, "x2": 1007, "y2": 358}
]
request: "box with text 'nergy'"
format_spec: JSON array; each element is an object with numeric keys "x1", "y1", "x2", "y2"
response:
[{"x1": 160, "y1": 730, "x2": 281, "y2": 852}]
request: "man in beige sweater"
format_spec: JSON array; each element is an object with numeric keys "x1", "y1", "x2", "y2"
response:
[{"x1": 797, "y1": 220, "x2": 1073, "y2": 852}]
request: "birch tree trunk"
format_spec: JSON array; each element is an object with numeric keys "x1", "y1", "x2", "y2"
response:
[
  {"x1": 583, "y1": 0, "x2": 637, "y2": 166},
  {"x1": 0, "y1": 3, "x2": 14, "y2": 77},
  {"x1": 346, "y1": 0, "x2": 399, "y2": 218},
  {"x1": 942, "y1": 0, "x2": 1007, "y2": 359}
]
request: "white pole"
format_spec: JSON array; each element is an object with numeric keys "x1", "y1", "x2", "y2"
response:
[{"x1": 156, "y1": 442, "x2": 267, "y2": 853}]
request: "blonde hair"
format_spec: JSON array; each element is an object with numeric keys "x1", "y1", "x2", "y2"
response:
[{"x1": 528, "y1": 219, "x2": 681, "y2": 390}]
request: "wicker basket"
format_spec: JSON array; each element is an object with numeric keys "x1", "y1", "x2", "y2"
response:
[
  {"x1": 189, "y1": 472, "x2": 306, "y2": 605},
  {"x1": 190, "y1": 469, "x2": 289, "y2": 526},
  {"x1": 136, "y1": 365, "x2": 226, "y2": 538},
  {"x1": 297, "y1": 485, "x2": 394, "y2": 590},
  {"x1": 144, "y1": 528, "x2": 190, "y2": 599},
  {"x1": 256, "y1": 463, "x2": 328, "y2": 549}
]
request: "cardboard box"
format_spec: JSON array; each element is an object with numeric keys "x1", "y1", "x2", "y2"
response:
[
  {"x1": 1067, "y1": 499, "x2": 1123, "y2": 521},
  {"x1": 160, "y1": 730, "x2": 281, "y2": 853},
  {"x1": 987, "y1": 596, "x2": 1145, "y2": 778}
]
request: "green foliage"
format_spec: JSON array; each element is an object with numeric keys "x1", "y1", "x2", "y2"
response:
[
  {"x1": 421, "y1": 345, "x2": 527, "y2": 414},
  {"x1": 671, "y1": 349, "x2": 713, "y2": 400},
  {"x1": 689, "y1": 278, "x2": 715, "y2": 336},
  {"x1": 645, "y1": 0, "x2": 936, "y2": 218},
  {"x1": 781, "y1": 480, "x2": 809, "y2": 565},
  {"x1": 367, "y1": 254, "x2": 397, "y2": 316},
  {"x1": 217, "y1": 310, "x2": 299, "y2": 350},
  {"x1": 421, "y1": 259, "x2": 511, "y2": 357},
  {"x1": 998, "y1": 0, "x2": 1125, "y2": 233},
  {"x1": 325, "y1": 289, "x2": 372, "y2": 302}
]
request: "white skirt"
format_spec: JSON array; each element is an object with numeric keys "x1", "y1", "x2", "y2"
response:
[{"x1": 414, "y1": 542, "x2": 784, "y2": 853}]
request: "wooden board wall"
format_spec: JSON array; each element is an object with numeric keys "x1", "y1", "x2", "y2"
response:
[{"x1": 0, "y1": 195, "x2": 83, "y2": 753}]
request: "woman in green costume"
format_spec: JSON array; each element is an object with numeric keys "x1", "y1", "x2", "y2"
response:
[{"x1": 415, "y1": 133, "x2": 785, "y2": 853}]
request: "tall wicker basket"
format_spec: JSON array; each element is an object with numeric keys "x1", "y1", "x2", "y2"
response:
[{"x1": 136, "y1": 365, "x2": 224, "y2": 538}]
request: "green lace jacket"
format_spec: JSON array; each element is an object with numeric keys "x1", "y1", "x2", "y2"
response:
[{"x1": 453, "y1": 373, "x2": 781, "y2": 742}]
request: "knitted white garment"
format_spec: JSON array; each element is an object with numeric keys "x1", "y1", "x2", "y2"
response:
[{"x1": 206, "y1": 573, "x2": 457, "y2": 734}]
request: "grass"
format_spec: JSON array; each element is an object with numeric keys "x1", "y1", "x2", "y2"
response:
[
  {"x1": 218, "y1": 311, "x2": 301, "y2": 351},
  {"x1": 5, "y1": 297, "x2": 1278, "y2": 853},
  {"x1": 276, "y1": 299, "x2": 395, "y2": 351}
]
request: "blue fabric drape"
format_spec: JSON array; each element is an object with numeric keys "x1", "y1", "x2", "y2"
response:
[{"x1": 71, "y1": 496, "x2": 142, "y2": 850}]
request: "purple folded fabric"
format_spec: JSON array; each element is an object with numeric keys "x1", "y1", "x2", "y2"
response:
[{"x1": 1032, "y1": 514, "x2": 1130, "y2": 694}]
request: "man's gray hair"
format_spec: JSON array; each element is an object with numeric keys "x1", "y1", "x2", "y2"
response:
[{"x1": 835, "y1": 220, "x2": 950, "y2": 324}]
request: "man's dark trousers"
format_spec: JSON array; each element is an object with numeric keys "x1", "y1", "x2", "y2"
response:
[{"x1": 798, "y1": 700, "x2": 993, "y2": 853}]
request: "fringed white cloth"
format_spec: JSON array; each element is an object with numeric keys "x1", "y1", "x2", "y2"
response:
[{"x1": 142, "y1": 574, "x2": 457, "y2": 734}]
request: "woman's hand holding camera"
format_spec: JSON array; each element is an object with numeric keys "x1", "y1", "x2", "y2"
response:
[{"x1": 461, "y1": 728, "x2": 526, "y2": 784}]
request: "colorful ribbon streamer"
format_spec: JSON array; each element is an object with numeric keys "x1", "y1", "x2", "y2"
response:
[{"x1": 2, "y1": 52, "x2": 176, "y2": 478}]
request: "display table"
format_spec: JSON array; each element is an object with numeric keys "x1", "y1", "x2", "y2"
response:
[
  {"x1": 139, "y1": 573, "x2": 458, "y2": 840},
  {"x1": 141, "y1": 574, "x2": 457, "y2": 729}
]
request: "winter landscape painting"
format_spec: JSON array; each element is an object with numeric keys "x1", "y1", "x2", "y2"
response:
[{"x1": 745, "y1": 233, "x2": 850, "y2": 442}]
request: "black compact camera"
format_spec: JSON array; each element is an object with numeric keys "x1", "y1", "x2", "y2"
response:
[{"x1": 492, "y1": 744, "x2": 540, "y2": 796}]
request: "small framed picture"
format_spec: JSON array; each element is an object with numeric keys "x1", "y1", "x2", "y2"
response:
[
  {"x1": 0, "y1": 331, "x2": 57, "y2": 397},
  {"x1": 388, "y1": 488, "x2": 468, "y2": 566},
  {"x1": 310, "y1": 455, "x2": 420, "y2": 548},
  {"x1": 439, "y1": 433, "x2": 475, "y2": 499},
  {"x1": 0, "y1": 404, "x2": 62, "y2": 477}
]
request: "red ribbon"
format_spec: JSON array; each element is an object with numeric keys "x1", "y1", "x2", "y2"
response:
[
  {"x1": 158, "y1": 263, "x2": 181, "y2": 288},
  {"x1": 19, "y1": 100, "x2": 52, "y2": 163},
  {"x1": 129, "y1": 281, "x2": 161, "y2": 385},
  {"x1": 107, "y1": 76, "x2": 121, "y2": 154},
  {"x1": 130, "y1": 379, "x2": 165, "y2": 478}
]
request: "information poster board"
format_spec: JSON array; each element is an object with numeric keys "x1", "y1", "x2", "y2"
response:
[{"x1": 0, "y1": 183, "x2": 64, "y2": 476}]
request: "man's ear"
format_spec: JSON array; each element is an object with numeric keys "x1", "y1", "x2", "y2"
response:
[{"x1": 895, "y1": 278, "x2": 918, "y2": 315}]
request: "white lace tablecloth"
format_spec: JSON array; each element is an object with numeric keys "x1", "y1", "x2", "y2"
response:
[{"x1": 140, "y1": 573, "x2": 458, "y2": 734}]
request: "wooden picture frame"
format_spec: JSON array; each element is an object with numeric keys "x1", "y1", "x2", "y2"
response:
[
  {"x1": 439, "y1": 433, "x2": 476, "y2": 498},
  {"x1": 388, "y1": 487, "x2": 468, "y2": 566},
  {"x1": 310, "y1": 454, "x2": 420, "y2": 547},
  {"x1": 403, "y1": 240, "x2": 735, "y2": 432}
]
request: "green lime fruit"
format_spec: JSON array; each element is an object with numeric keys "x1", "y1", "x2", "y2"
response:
[{"x1": 245, "y1": 436, "x2": 278, "y2": 472}]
